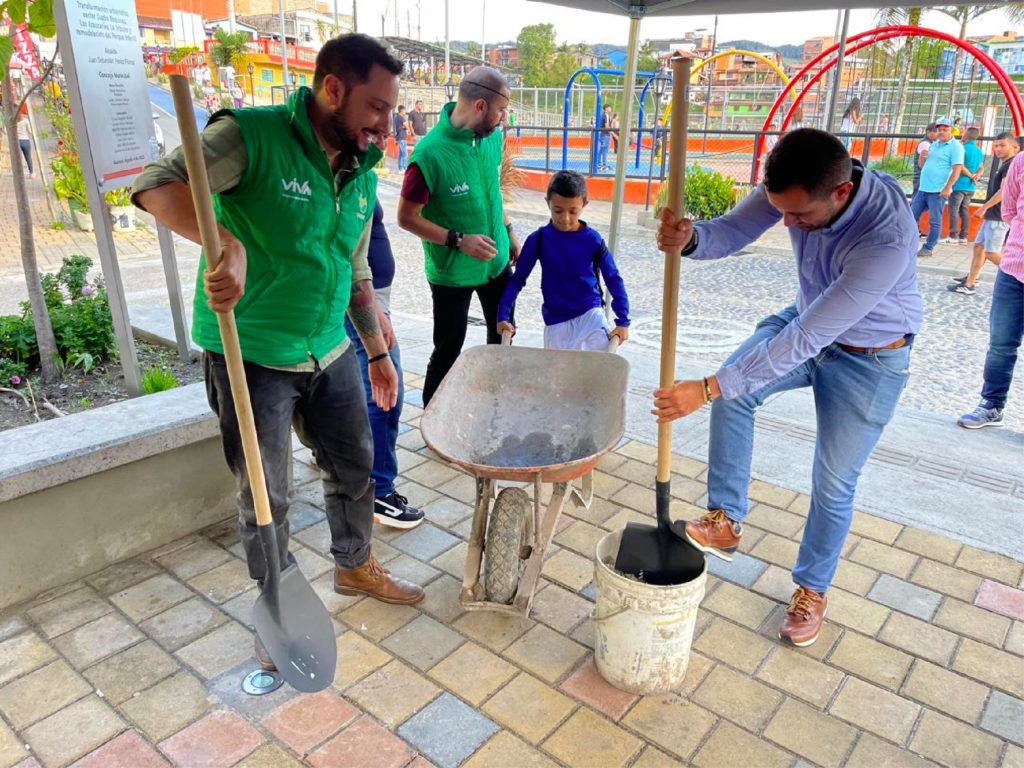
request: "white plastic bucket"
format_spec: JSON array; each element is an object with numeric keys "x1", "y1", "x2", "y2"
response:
[{"x1": 593, "y1": 530, "x2": 707, "y2": 694}]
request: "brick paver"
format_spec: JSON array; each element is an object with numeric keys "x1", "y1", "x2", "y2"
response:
[{"x1": 0, "y1": 373, "x2": 1021, "y2": 767}]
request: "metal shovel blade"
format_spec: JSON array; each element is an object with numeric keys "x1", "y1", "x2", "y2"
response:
[
  {"x1": 614, "y1": 521, "x2": 705, "y2": 586},
  {"x1": 614, "y1": 483, "x2": 705, "y2": 586},
  {"x1": 252, "y1": 527, "x2": 336, "y2": 692}
]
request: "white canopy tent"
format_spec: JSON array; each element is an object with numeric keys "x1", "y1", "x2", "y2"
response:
[{"x1": 526, "y1": 0, "x2": 1003, "y2": 257}]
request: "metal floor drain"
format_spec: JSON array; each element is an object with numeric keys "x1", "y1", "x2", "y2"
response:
[{"x1": 242, "y1": 669, "x2": 284, "y2": 696}]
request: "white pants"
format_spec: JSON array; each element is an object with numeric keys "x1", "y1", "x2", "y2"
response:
[{"x1": 543, "y1": 307, "x2": 610, "y2": 351}]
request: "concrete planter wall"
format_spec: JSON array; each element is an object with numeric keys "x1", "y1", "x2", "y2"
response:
[{"x1": 0, "y1": 383, "x2": 234, "y2": 609}]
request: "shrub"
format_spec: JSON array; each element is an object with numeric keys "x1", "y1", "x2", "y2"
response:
[
  {"x1": 0, "y1": 256, "x2": 116, "y2": 372},
  {"x1": 0, "y1": 358, "x2": 27, "y2": 386},
  {"x1": 143, "y1": 367, "x2": 178, "y2": 394},
  {"x1": 655, "y1": 165, "x2": 737, "y2": 221}
]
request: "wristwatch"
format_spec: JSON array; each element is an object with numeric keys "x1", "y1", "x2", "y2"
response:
[{"x1": 446, "y1": 229, "x2": 464, "y2": 250}]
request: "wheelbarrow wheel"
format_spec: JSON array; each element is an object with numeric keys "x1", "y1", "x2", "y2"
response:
[{"x1": 485, "y1": 487, "x2": 532, "y2": 604}]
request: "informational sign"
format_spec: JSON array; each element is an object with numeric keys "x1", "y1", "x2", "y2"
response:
[{"x1": 56, "y1": 0, "x2": 159, "y2": 190}]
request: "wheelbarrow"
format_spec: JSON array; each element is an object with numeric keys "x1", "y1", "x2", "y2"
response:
[{"x1": 421, "y1": 338, "x2": 628, "y2": 616}]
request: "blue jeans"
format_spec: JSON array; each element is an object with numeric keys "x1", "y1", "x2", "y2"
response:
[
  {"x1": 597, "y1": 139, "x2": 610, "y2": 169},
  {"x1": 911, "y1": 190, "x2": 948, "y2": 251},
  {"x1": 397, "y1": 139, "x2": 408, "y2": 170},
  {"x1": 344, "y1": 315, "x2": 404, "y2": 497},
  {"x1": 707, "y1": 305, "x2": 911, "y2": 593},
  {"x1": 981, "y1": 269, "x2": 1024, "y2": 411}
]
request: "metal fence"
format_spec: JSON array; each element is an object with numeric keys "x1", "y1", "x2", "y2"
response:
[{"x1": 505, "y1": 124, "x2": 1011, "y2": 203}]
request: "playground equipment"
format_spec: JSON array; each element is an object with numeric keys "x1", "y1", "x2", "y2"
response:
[
  {"x1": 561, "y1": 67, "x2": 658, "y2": 171},
  {"x1": 752, "y1": 25, "x2": 1024, "y2": 178}
]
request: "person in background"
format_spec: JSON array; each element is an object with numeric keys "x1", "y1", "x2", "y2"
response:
[
  {"x1": 956, "y1": 150, "x2": 1024, "y2": 428},
  {"x1": 597, "y1": 104, "x2": 612, "y2": 171},
  {"x1": 16, "y1": 106, "x2": 34, "y2": 179},
  {"x1": 397, "y1": 66, "x2": 520, "y2": 407},
  {"x1": 610, "y1": 112, "x2": 620, "y2": 156},
  {"x1": 912, "y1": 123, "x2": 938, "y2": 197},
  {"x1": 346, "y1": 137, "x2": 425, "y2": 528},
  {"x1": 409, "y1": 99, "x2": 427, "y2": 145},
  {"x1": 838, "y1": 97, "x2": 862, "y2": 150},
  {"x1": 911, "y1": 115, "x2": 963, "y2": 259},
  {"x1": 945, "y1": 126, "x2": 983, "y2": 245},
  {"x1": 392, "y1": 104, "x2": 408, "y2": 171},
  {"x1": 230, "y1": 81, "x2": 245, "y2": 109},
  {"x1": 953, "y1": 116, "x2": 963, "y2": 138},
  {"x1": 949, "y1": 132, "x2": 1020, "y2": 296},
  {"x1": 880, "y1": 113, "x2": 889, "y2": 132}
]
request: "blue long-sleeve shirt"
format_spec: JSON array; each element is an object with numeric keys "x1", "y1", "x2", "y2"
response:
[
  {"x1": 498, "y1": 221, "x2": 630, "y2": 328},
  {"x1": 691, "y1": 161, "x2": 923, "y2": 400}
]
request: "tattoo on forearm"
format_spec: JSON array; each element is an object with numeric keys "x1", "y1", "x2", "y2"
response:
[{"x1": 348, "y1": 302, "x2": 381, "y2": 340}]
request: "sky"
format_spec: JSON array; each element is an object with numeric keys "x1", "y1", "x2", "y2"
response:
[{"x1": 355, "y1": 0, "x2": 1022, "y2": 49}]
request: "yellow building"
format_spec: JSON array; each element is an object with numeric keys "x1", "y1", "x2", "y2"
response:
[
  {"x1": 138, "y1": 15, "x2": 173, "y2": 53},
  {"x1": 204, "y1": 38, "x2": 316, "y2": 104}
]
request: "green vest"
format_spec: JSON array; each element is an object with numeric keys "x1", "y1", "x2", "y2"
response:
[
  {"x1": 191, "y1": 88, "x2": 381, "y2": 366},
  {"x1": 409, "y1": 102, "x2": 509, "y2": 287}
]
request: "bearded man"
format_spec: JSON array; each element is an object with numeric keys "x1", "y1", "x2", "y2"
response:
[
  {"x1": 654, "y1": 129, "x2": 923, "y2": 647},
  {"x1": 397, "y1": 66, "x2": 521, "y2": 406},
  {"x1": 133, "y1": 35, "x2": 425, "y2": 672}
]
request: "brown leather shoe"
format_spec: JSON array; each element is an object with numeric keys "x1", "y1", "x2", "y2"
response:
[
  {"x1": 334, "y1": 554, "x2": 424, "y2": 605},
  {"x1": 779, "y1": 586, "x2": 827, "y2": 647},
  {"x1": 254, "y1": 633, "x2": 277, "y2": 671},
  {"x1": 684, "y1": 509, "x2": 741, "y2": 561}
]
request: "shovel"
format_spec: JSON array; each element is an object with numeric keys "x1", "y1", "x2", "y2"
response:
[
  {"x1": 169, "y1": 76, "x2": 336, "y2": 692},
  {"x1": 614, "y1": 55, "x2": 705, "y2": 586}
]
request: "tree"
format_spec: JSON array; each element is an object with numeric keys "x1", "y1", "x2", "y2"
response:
[
  {"x1": 1, "y1": 1, "x2": 61, "y2": 383},
  {"x1": 547, "y1": 52, "x2": 577, "y2": 88},
  {"x1": 208, "y1": 27, "x2": 251, "y2": 73},
  {"x1": 876, "y1": 7, "x2": 925, "y2": 134},
  {"x1": 931, "y1": 5, "x2": 1024, "y2": 116},
  {"x1": 517, "y1": 23, "x2": 556, "y2": 87}
]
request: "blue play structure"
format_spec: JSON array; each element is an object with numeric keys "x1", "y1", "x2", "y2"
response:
[{"x1": 561, "y1": 68, "x2": 666, "y2": 173}]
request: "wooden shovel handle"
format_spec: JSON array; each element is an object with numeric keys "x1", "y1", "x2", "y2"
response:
[
  {"x1": 657, "y1": 56, "x2": 692, "y2": 484},
  {"x1": 169, "y1": 75, "x2": 273, "y2": 529}
]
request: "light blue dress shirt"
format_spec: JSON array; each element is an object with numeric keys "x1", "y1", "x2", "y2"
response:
[{"x1": 690, "y1": 163, "x2": 924, "y2": 399}]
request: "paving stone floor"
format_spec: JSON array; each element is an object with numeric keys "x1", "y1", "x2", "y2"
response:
[{"x1": 0, "y1": 369, "x2": 1022, "y2": 768}]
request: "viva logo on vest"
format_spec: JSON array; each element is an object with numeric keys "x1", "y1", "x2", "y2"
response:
[
  {"x1": 449, "y1": 182, "x2": 470, "y2": 196},
  {"x1": 281, "y1": 177, "x2": 312, "y2": 201},
  {"x1": 357, "y1": 193, "x2": 368, "y2": 220}
]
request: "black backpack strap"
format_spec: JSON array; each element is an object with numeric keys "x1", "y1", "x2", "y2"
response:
[{"x1": 593, "y1": 237, "x2": 607, "y2": 309}]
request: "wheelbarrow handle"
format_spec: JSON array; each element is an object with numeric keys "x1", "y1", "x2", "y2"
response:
[
  {"x1": 606, "y1": 337, "x2": 620, "y2": 354},
  {"x1": 501, "y1": 330, "x2": 512, "y2": 346}
]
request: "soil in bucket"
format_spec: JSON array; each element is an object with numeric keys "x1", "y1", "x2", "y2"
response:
[{"x1": 593, "y1": 529, "x2": 707, "y2": 695}]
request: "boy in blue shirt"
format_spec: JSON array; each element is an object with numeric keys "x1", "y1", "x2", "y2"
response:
[{"x1": 497, "y1": 170, "x2": 629, "y2": 350}]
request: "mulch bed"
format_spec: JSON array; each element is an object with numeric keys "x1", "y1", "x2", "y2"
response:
[{"x1": 0, "y1": 341, "x2": 203, "y2": 432}]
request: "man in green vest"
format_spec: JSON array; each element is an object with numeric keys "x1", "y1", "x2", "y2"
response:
[
  {"x1": 133, "y1": 35, "x2": 425, "y2": 671},
  {"x1": 397, "y1": 66, "x2": 521, "y2": 405}
]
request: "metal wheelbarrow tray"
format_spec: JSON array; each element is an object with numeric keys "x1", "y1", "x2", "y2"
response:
[{"x1": 421, "y1": 343, "x2": 629, "y2": 615}]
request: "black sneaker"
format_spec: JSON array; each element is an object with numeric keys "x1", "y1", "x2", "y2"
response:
[
  {"x1": 947, "y1": 282, "x2": 976, "y2": 296},
  {"x1": 374, "y1": 492, "x2": 425, "y2": 529},
  {"x1": 952, "y1": 274, "x2": 969, "y2": 285}
]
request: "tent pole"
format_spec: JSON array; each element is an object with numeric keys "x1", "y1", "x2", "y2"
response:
[{"x1": 608, "y1": 12, "x2": 641, "y2": 262}]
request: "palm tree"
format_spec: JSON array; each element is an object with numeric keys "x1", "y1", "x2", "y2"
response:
[
  {"x1": 208, "y1": 28, "x2": 252, "y2": 74},
  {"x1": 876, "y1": 7, "x2": 926, "y2": 135},
  {"x1": 931, "y1": 5, "x2": 1024, "y2": 116}
]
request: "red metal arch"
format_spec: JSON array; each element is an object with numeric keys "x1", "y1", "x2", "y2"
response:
[{"x1": 753, "y1": 25, "x2": 1024, "y2": 178}]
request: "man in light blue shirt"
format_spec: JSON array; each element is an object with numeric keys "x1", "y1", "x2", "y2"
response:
[
  {"x1": 653, "y1": 129, "x2": 922, "y2": 647},
  {"x1": 912, "y1": 116, "x2": 964, "y2": 257},
  {"x1": 947, "y1": 126, "x2": 984, "y2": 243}
]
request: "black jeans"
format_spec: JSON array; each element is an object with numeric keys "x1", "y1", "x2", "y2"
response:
[
  {"x1": 203, "y1": 345, "x2": 374, "y2": 580},
  {"x1": 422, "y1": 266, "x2": 512, "y2": 406},
  {"x1": 947, "y1": 190, "x2": 971, "y2": 240}
]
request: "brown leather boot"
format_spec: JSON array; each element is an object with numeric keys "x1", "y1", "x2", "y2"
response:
[
  {"x1": 334, "y1": 553, "x2": 424, "y2": 605},
  {"x1": 254, "y1": 633, "x2": 277, "y2": 671},
  {"x1": 684, "y1": 509, "x2": 742, "y2": 561},
  {"x1": 779, "y1": 586, "x2": 827, "y2": 647}
]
